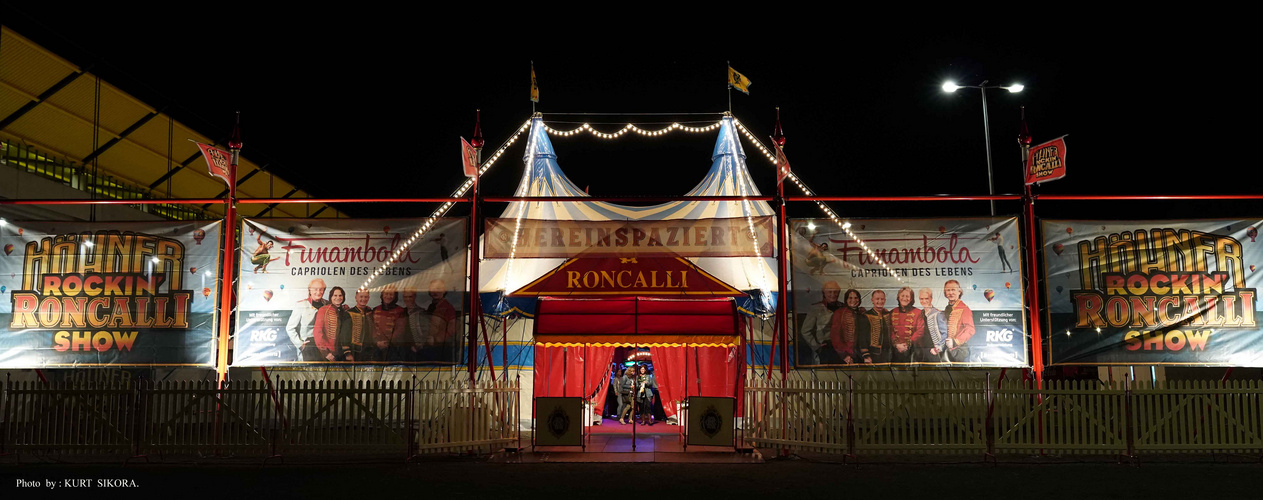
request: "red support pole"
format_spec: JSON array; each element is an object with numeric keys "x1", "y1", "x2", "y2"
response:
[
  {"x1": 467, "y1": 172, "x2": 479, "y2": 384},
  {"x1": 1023, "y1": 183, "x2": 1045, "y2": 391},
  {"x1": 215, "y1": 175, "x2": 237, "y2": 386},
  {"x1": 776, "y1": 179, "x2": 789, "y2": 383}
]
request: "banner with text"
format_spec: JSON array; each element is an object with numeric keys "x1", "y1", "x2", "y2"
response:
[
  {"x1": 0, "y1": 221, "x2": 221, "y2": 367},
  {"x1": 232, "y1": 218, "x2": 467, "y2": 366},
  {"x1": 484, "y1": 217, "x2": 775, "y2": 259},
  {"x1": 791, "y1": 217, "x2": 1027, "y2": 367},
  {"x1": 1044, "y1": 220, "x2": 1262, "y2": 366}
]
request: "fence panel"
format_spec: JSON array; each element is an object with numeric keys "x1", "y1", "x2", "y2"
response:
[
  {"x1": 1133, "y1": 380, "x2": 1263, "y2": 453},
  {"x1": 1, "y1": 380, "x2": 138, "y2": 454}
]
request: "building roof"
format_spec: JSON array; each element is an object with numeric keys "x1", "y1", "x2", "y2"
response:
[{"x1": 0, "y1": 26, "x2": 341, "y2": 219}]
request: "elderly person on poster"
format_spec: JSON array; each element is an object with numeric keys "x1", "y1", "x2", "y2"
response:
[
  {"x1": 423, "y1": 279, "x2": 459, "y2": 362},
  {"x1": 800, "y1": 281, "x2": 843, "y2": 365},
  {"x1": 373, "y1": 285, "x2": 409, "y2": 362},
  {"x1": 920, "y1": 287, "x2": 949, "y2": 362},
  {"x1": 942, "y1": 280, "x2": 976, "y2": 363},
  {"x1": 345, "y1": 288, "x2": 377, "y2": 362},
  {"x1": 859, "y1": 290, "x2": 892, "y2": 364},
  {"x1": 286, "y1": 278, "x2": 328, "y2": 361},
  {"x1": 402, "y1": 288, "x2": 429, "y2": 362}
]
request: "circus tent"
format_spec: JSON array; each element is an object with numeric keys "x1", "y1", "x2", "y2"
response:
[{"x1": 477, "y1": 115, "x2": 783, "y2": 317}]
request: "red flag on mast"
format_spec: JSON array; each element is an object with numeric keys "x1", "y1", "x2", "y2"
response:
[
  {"x1": 461, "y1": 137, "x2": 478, "y2": 177},
  {"x1": 196, "y1": 142, "x2": 234, "y2": 186},
  {"x1": 770, "y1": 137, "x2": 790, "y2": 185}
]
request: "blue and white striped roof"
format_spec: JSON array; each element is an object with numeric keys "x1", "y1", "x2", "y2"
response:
[{"x1": 480, "y1": 115, "x2": 779, "y2": 315}]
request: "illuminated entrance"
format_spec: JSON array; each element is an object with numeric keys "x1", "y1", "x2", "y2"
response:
[{"x1": 530, "y1": 296, "x2": 745, "y2": 453}]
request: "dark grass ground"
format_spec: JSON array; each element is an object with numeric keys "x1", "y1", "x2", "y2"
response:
[{"x1": 2, "y1": 455, "x2": 1259, "y2": 499}]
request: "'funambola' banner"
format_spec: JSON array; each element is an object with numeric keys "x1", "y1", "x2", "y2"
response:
[
  {"x1": 0, "y1": 221, "x2": 221, "y2": 367},
  {"x1": 792, "y1": 217, "x2": 1028, "y2": 367},
  {"x1": 232, "y1": 219, "x2": 467, "y2": 366},
  {"x1": 483, "y1": 217, "x2": 775, "y2": 258},
  {"x1": 1043, "y1": 220, "x2": 1262, "y2": 366}
]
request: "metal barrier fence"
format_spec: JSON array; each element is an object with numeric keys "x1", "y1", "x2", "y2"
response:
[
  {"x1": 744, "y1": 378, "x2": 1263, "y2": 456},
  {"x1": 0, "y1": 378, "x2": 519, "y2": 458}
]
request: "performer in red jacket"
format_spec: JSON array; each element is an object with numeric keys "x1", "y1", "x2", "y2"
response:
[
  {"x1": 312, "y1": 286, "x2": 349, "y2": 361},
  {"x1": 888, "y1": 286, "x2": 927, "y2": 363},
  {"x1": 829, "y1": 289, "x2": 867, "y2": 364},
  {"x1": 943, "y1": 279, "x2": 975, "y2": 363},
  {"x1": 860, "y1": 290, "x2": 892, "y2": 363},
  {"x1": 373, "y1": 286, "x2": 409, "y2": 362}
]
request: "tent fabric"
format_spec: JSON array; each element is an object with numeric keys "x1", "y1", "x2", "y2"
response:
[
  {"x1": 533, "y1": 344, "x2": 616, "y2": 417},
  {"x1": 651, "y1": 346, "x2": 741, "y2": 419},
  {"x1": 478, "y1": 116, "x2": 780, "y2": 315},
  {"x1": 533, "y1": 297, "x2": 741, "y2": 346}
]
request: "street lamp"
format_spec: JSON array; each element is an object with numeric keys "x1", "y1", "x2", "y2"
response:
[{"x1": 942, "y1": 80, "x2": 1024, "y2": 215}]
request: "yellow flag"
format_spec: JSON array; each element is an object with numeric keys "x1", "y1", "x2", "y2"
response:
[
  {"x1": 531, "y1": 63, "x2": 540, "y2": 103},
  {"x1": 728, "y1": 66, "x2": 751, "y2": 95}
]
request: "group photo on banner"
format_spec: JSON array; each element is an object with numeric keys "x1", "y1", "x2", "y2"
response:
[
  {"x1": 1043, "y1": 220, "x2": 1262, "y2": 366},
  {"x1": 791, "y1": 217, "x2": 1028, "y2": 367},
  {"x1": 232, "y1": 218, "x2": 467, "y2": 366},
  {"x1": 0, "y1": 221, "x2": 222, "y2": 367}
]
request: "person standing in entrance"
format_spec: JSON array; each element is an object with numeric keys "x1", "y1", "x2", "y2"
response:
[
  {"x1": 636, "y1": 365, "x2": 658, "y2": 425},
  {"x1": 617, "y1": 367, "x2": 636, "y2": 425}
]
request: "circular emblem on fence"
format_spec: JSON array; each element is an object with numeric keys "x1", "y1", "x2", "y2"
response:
[
  {"x1": 700, "y1": 405, "x2": 723, "y2": 438},
  {"x1": 547, "y1": 405, "x2": 571, "y2": 438}
]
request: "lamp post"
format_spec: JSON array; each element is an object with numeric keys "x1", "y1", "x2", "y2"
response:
[{"x1": 942, "y1": 80, "x2": 1024, "y2": 215}]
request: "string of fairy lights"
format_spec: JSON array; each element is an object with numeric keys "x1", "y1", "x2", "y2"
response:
[
  {"x1": 356, "y1": 113, "x2": 901, "y2": 292},
  {"x1": 356, "y1": 119, "x2": 534, "y2": 292}
]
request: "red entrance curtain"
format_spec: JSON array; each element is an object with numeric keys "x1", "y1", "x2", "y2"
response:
[
  {"x1": 650, "y1": 345, "x2": 740, "y2": 419},
  {"x1": 533, "y1": 345, "x2": 616, "y2": 417}
]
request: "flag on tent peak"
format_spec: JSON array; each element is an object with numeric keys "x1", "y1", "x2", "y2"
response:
[
  {"x1": 728, "y1": 66, "x2": 751, "y2": 94},
  {"x1": 530, "y1": 63, "x2": 540, "y2": 103}
]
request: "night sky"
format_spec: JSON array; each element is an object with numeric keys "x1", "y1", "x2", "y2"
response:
[{"x1": 4, "y1": 9, "x2": 1258, "y2": 221}]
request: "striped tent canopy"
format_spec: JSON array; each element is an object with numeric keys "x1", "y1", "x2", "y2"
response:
[{"x1": 479, "y1": 116, "x2": 780, "y2": 317}]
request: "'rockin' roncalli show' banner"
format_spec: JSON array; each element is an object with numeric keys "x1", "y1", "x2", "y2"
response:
[
  {"x1": 483, "y1": 217, "x2": 775, "y2": 259},
  {"x1": 1043, "y1": 220, "x2": 1262, "y2": 366},
  {"x1": 0, "y1": 221, "x2": 222, "y2": 367},
  {"x1": 232, "y1": 218, "x2": 467, "y2": 366},
  {"x1": 791, "y1": 217, "x2": 1028, "y2": 367}
]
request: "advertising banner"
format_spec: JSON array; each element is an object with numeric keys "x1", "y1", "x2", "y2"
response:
[
  {"x1": 0, "y1": 221, "x2": 221, "y2": 367},
  {"x1": 1044, "y1": 220, "x2": 1262, "y2": 366},
  {"x1": 232, "y1": 218, "x2": 467, "y2": 366},
  {"x1": 484, "y1": 216, "x2": 775, "y2": 259},
  {"x1": 791, "y1": 217, "x2": 1027, "y2": 367}
]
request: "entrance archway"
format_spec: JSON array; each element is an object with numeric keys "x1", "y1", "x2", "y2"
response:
[{"x1": 530, "y1": 297, "x2": 745, "y2": 454}]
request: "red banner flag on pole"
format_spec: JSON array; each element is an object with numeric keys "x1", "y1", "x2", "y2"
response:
[
  {"x1": 1025, "y1": 135, "x2": 1068, "y2": 185},
  {"x1": 770, "y1": 137, "x2": 790, "y2": 185},
  {"x1": 461, "y1": 137, "x2": 478, "y2": 177},
  {"x1": 195, "y1": 142, "x2": 234, "y2": 186}
]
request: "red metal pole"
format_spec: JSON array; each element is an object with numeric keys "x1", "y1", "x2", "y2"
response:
[
  {"x1": 785, "y1": 195, "x2": 1022, "y2": 202},
  {"x1": 215, "y1": 176, "x2": 236, "y2": 387},
  {"x1": 482, "y1": 195, "x2": 775, "y2": 203},
  {"x1": 467, "y1": 172, "x2": 479, "y2": 384},
  {"x1": 1023, "y1": 183, "x2": 1045, "y2": 390},
  {"x1": 776, "y1": 179, "x2": 789, "y2": 383},
  {"x1": 1037, "y1": 194, "x2": 1263, "y2": 201},
  {"x1": 0, "y1": 199, "x2": 228, "y2": 205},
  {"x1": 235, "y1": 197, "x2": 465, "y2": 204}
]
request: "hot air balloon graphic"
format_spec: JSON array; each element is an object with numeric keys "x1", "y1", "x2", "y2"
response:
[
  {"x1": 938, "y1": 226, "x2": 946, "y2": 234},
  {"x1": 193, "y1": 229, "x2": 206, "y2": 244},
  {"x1": 983, "y1": 289, "x2": 996, "y2": 302},
  {"x1": 1053, "y1": 243, "x2": 1065, "y2": 255},
  {"x1": 1, "y1": 286, "x2": 6, "y2": 294},
  {"x1": 1251, "y1": 265, "x2": 1256, "y2": 272},
  {"x1": 3, "y1": 243, "x2": 12, "y2": 256},
  {"x1": 972, "y1": 284, "x2": 978, "y2": 290},
  {"x1": 1248, "y1": 227, "x2": 1258, "y2": 242},
  {"x1": 246, "y1": 283, "x2": 254, "y2": 290},
  {"x1": 189, "y1": 267, "x2": 198, "y2": 274},
  {"x1": 279, "y1": 284, "x2": 285, "y2": 290},
  {"x1": 1004, "y1": 282, "x2": 1012, "y2": 289},
  {"x1": 201, "y1": 287, "x2": 211, "y2": 298},
  {"x1": 262, "y1": 290, "x2": 274, "y2": 302},
  {"x1": 1055, "y1": 285, "x2": 1064, "y2": 294},
  {"x1": 383, "y1": 225, "x2": 391, "y2": 234},
  {"x1": 1066, "y1": 227, "x2": 1074, "y2": 235},
  {"x1": 17, "y1": 228, "x2": 22, "y2": 235}
]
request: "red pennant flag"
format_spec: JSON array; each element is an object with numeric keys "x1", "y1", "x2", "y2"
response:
[
  {"x1": 196, "y1": 142, "x2": 234, "y2": 186},
  {"x1": 461, "y1": 137, "x2": 479, "y2": 177},
  {"x1": 770, "y1": 137, "x2": 790, "y2": 185},
  {"x1": 1025, "y1": 136, "x2": 1068, "y2": 185}
]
